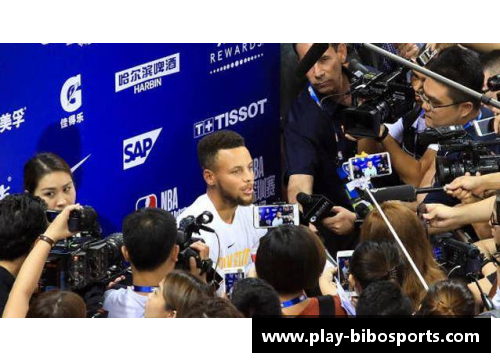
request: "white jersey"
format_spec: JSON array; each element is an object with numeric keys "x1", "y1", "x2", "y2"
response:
[{"x1": 177, "y1": 194, "x2": 266, "y2": 274}]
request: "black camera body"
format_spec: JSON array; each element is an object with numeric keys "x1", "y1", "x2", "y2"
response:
[
  {"x1": 68, "y1": 206, "x2": 100, "y2": 234},
  {"x1": 40, "y1": 233, "x2": 127, "y2": 291},
  {"x1": 177, "y1": 211, "x2": 222, "y2": 287},
  {"x1": 341, "y1": 67, "x2": 415, "y2": 138},
  {"x1": 432, "y1": 233, "x2": 483, "y2": 278}
]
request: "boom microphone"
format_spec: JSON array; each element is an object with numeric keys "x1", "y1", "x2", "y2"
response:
[
  {"x1": 365, "y1": 185, "x2": 445, "y2": 203},
  {"x1": 295, "y1": 43, "x2": 329, "y2": 78}
]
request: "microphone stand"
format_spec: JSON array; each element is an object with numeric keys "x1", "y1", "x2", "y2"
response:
[{"x1": 362, "y1": 43, "x2": 500, "y2": 111}]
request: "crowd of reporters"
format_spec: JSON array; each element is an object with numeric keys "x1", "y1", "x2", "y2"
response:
[{"x1": 1, "y1": 43, "x2": 500, "y2": 318}]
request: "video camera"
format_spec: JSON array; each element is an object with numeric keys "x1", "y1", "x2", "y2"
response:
[
  {"x1": 341, "y1": 67, "x2": 415, "y2": 138},
  {"x1": 177, "y1": 211, "x2": 223, "y2": 288},
  {"x1": 41, "y1": 206, "x2": 128, "y2": 292},
  {"x1": 431, "y1": 232, "x2": 483, "y2": 279}
]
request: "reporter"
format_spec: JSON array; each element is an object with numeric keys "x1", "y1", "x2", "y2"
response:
[
  {"x1": 24, "y1": 153, "x2": 76, "y2": 211},
  {"x1": 417, "y1": 279, "x2": 476, "y2": 317},
  {"x1": 360, "y1": 201, "x2": 446, "y2": 308},
  {"x1": 26, "y1": 290, "x2": 86, "y2": 318},
  {"x1": 255, "y1": 225, "x2": 347, "y2": 317},
  {"x1": 230, "y1": 278, "x2": 282, "y2": 317},
  {"x1": 183, "y1": 297, "x2": 244, "y2": 318},
  {"x1": 144, "y1": 270, "x2": 212, "y2": 318},
  {"x1": 3, "y1": 204, "x2": 80, "y2": 318},
  {"x1": 356, "y1": 281, "x2": 413, "y2": 316}
]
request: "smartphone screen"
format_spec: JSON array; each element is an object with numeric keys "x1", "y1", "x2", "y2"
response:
[
  {"x1": 337, "y1": 251, "x2": 354, "y2": 295},
  {"x1": 223, "y1": 267, "x2": 245, "y2": 296},
  {"x1": 253, "y1": 204, "x2": 299, "y2": 229},
  {"x1": 474, "y1": 118, "x2": 495, "y2": 136},
  {"x1": 349, "y1": 152, "x2": 392, "y2": 180}
]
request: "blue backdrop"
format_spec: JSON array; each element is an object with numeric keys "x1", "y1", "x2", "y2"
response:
[{"x1": 0, "y1": 43, "x2": 281, "y2": 234}]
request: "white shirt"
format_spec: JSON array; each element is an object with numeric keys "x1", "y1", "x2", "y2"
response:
[
  {"x1": 177, "y1": 194, "x2": 266, "y2": 274},
  {"x1": 493, "y1": 287, "x2": 500, "y2": 310},
  {"x1": 271, "y1": 217, "x2": 284, "y2": 227},
  {"x1": 363, "y1": 166, "x2": 378, "y2": 178},
  {"x1": 103, "y1": 287, "x2": 148, "y2": 318},
  {"x1": 385, "y1": 116, "x2": 439, "y2": 152}
]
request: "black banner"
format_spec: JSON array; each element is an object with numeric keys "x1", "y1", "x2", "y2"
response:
[{"x1": 252, "y1": 317, "x2": 491, "y2": 353}]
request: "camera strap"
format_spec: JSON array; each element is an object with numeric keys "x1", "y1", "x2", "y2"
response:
[{"x1": 133, "y1": 285, "x2": 157, "y2": 293}]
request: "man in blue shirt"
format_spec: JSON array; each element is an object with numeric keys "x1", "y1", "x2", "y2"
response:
[{"x1": 284, "y1": 43, "x2": 358, "y2": 256}]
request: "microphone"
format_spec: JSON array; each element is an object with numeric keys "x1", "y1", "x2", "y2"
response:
[
  {"x1": 365, "y1": 185, "x2": 445, "y2": 203},
  {"x1": 296, "y1": 192, "x2": 336, "y2": 224},
  {"x1": 295, "y1": 43, "x2": 329, "y2": 78},
  {"x1": 347, "y1": 58, "x2": 370, "y2": 76}
]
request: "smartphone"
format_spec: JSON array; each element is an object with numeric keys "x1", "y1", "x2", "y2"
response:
[
  {"x1": 416, "y1": 47, "x2": 437, "y2": 67},
  {"x1": 348, "y1": 152, "x2": 392, "y2": 180},
  {"x1": 223, "y1": 267, "x2": 245, "y2": 296},
  {"x1": 337, "y1": 250, "x2": 354, "y2": 297},
  {"x1": 253, "y1": 204, "x2": 300, "y2": 229},
  {"x1": 474, "y1": 118, "x2": 495, "y2": 137}
]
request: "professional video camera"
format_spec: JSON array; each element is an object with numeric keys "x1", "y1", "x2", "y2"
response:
[
  {"x1": 340, "y1": 67, "x2": 415, "y2": 138},
  {"x1": 177, "y1": 211, "x2": 223, "y2": 288},
  {"x1": 431, "y1": 232, "x2": 483, "y2": 279},
  {"x1": 40, "y1": 206, "x2": 128, "y2": 292}
]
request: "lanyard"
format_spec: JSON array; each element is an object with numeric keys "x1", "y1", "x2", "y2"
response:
[
  {"x1": 133, "y1": 285, "x2": 157, "y2": 293},
  {"x1": 281, "y1": 294, "x2": 307, "y2": 308}
]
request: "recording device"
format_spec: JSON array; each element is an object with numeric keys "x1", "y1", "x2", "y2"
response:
[
  {"x1": 359, "y1": 185, "x2": 444, "y2": 203},
  {"x1": 40, "y1": 233, "x2": 127, "y2": 291},
  {"x1": 435, "y1": 138, "x2": 500, "y2": 184},
  {"x1": 416, "y1": 46, "x2": 437, "y2": 67},
  {"x1": 474, "y1": 118, "x2": 495, "y2": 137},
  {"x1": 417, "y1": 125, "x2": 467, "y2": 146},
  {"x1": 340, "y1": 67, "x2": 415, "y2": 138},
  {"x1": 431, "y1": 233, "x2": 483, "y2": 279},
  {"x1": 337, "y1": 250, "x2": 355, "y2": 297},
  {"x1": 223, "y1": 267, "x2": 245, "y2": 296},
  {"x1": 253, "y1": 204, "x2": 300, "y2": 229},
  {"x1": 296, "y1": 192, "x2": 336, "y2": 224},
  {"x1": 45, "y1": 205, "x2": 101, "y2": 235},
  {"x1": 348, "y1": 152, "x2": 392, "y2": 180},
  {"x1": 177, "y1": 211, "x2": 223, "y2": 287}
]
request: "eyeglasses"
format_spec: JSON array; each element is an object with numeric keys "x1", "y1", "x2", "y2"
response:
[
  {"x1": 490, "y1": 212, "x2": 500, "y2": 227},
  {"x1": 418, "y1": 91, "x2": 464, "y2": 112}
]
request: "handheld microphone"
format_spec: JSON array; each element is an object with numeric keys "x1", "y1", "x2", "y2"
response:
[
  {"x1": 296, "y1": 192, "x2": 336, "y2": 224},
  {"x1": 295, "y1": 43, "x2": 329, "y2": 78},
  {"x1": 365, "y1": 185, "x2": 445, "y2": 203}
]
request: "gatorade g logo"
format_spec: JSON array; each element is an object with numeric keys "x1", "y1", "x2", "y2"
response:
[
  {"x1": 60, "y1": 74, "x2": 82, "y2": 113},
  {"x1": 123, "y1": 128, "x2": 162, "y2": 170}
]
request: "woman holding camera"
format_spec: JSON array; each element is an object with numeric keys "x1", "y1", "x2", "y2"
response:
[{"x1": 24, "y1": 153, "x2": 76, "y2": 211}]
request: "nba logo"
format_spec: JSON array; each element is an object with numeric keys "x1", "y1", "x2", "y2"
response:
[{"x1": 136, "y1": 194, "x2": 158, "y2": 210}]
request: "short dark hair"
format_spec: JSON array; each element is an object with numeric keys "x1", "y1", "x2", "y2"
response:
[
  {"x1": 0, "y1": 194, "x2": 47, "y2": 261},
  {"x1": 417, "y1": 279, "x2": 476, "y2": 317},
  {"x1": 426, "y1": 46, "x2": 484, "y2": 109},
  {"x1": 230, "y1": 278, "x2": 282, "y2": 317},
  {"x1": 122, "y1": 208, "x2": 177, "y2": 271},
  {"x1": 356, "y1": 281, "x2": 413, "y2": 316},
  {"x1": 350, "y1": 241, "x2": 404, "y2": 290},
  {"x1": 183, "y1": 297, "x2": 244, "y2": 318},
  {"x1": 27, "y1": 291, "x2": 86, "y2": 318},
  {"x1": 292, "y1": 43, "x2": 340, "y2": 56},
  {"x1": 24, "y1": 153, "x2": 73, "y2": 194},
  {"x1": 256, "y1": 225, "x2": 326, "y2": 294},
  {"x1": 197, "y1": 130, "x2": 245, "y2": 170}
]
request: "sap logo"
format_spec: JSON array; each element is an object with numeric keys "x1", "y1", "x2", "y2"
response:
[
  {"x1": 136, "y1": 194, "x2": 158, "y2": 210},
  {"x1": 123, "y1": 128, "x2": 162, "y2": 170},
  {"x1": 60, "y1": 74, "x2": 82, "y2": 113}
]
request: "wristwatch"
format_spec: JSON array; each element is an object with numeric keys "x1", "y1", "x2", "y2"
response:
[{"x1": 375, "y1": 125, "x2": 389, "y2": 142}]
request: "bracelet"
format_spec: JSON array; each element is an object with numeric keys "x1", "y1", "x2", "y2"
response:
[
  {"x1": 37, "y1": 234, "x2": 56, "y2": 247},
  {"x1": 375, "y1": 125, "x2": 389, "y2": 142}
]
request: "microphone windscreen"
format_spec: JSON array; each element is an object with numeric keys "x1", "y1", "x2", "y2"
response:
[
  {"x1": 370, "y1": 185, "x2": 416, "y2": 203},
  {"x1": 296, "y1": 192, "x2": 313, "y2": 205},
  {"x1": 295, "y1": 43, "x2": 329, "y2": 78}
]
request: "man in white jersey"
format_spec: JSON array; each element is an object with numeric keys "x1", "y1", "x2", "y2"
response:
[{"x1": 178, "y1": 131, "x2": 266, "y2": 275}]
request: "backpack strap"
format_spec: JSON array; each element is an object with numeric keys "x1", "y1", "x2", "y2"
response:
[{"x1": 317, "y1": 295, "x2": 336, "y2": 316}]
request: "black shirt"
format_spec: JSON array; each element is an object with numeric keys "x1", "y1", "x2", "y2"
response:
[
  {"x1": 284, "y1": 88, "x2": 356, "y2": 209},
  {"x1": 0, "y1": 265, "x2": 15, "y2": 316}
]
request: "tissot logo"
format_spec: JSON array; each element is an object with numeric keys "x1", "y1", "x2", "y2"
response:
[
  {"x1": 60, "y1": 74, "x2": 82, "y2": 113},
  {"x1": 123, "y1": 128, "x2": 162, "y2": 170}
]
